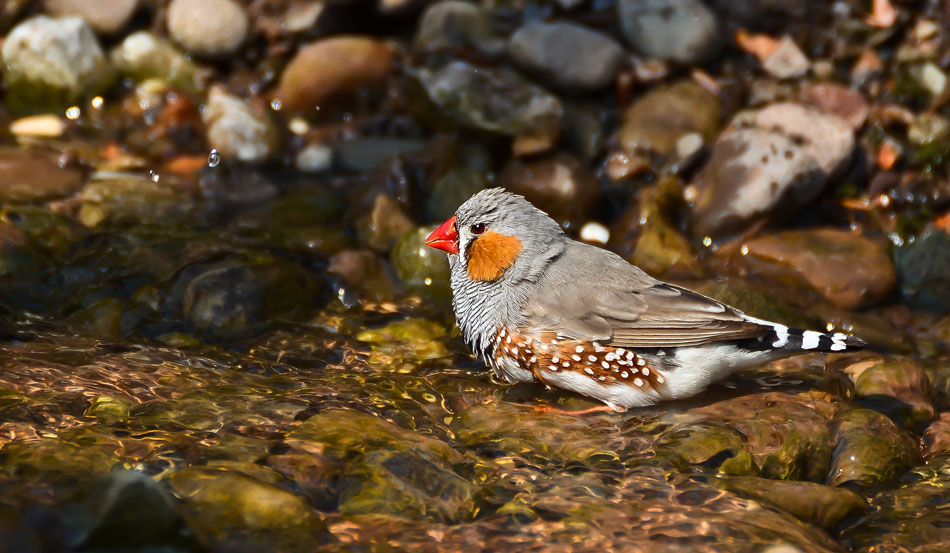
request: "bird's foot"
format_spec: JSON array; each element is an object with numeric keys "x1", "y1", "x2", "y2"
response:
[{"x1": 530, "y1": 404, "x2": 624, "y2": 416}]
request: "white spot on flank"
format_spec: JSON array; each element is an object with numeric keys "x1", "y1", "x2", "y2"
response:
[
  {"x1": 500, "y1": 329, "x2": 506, "y2": 337},
  {"x1": 552, "y1": 356, "x2": 560, "y2": 363},
  {"x1": 598, "y1": 376, "x2": 606, "y2": 381},
  {"x1": 584, "y1": 368, "x2": 595, "y2": 375},
  {"x1": 594, "y1": 343, "x2": 605, "y2": 352},
  {"x1": 626, "y1": 352, "x2": 634, "y2": 360},
  {"x1": 504, "y1": 346, "x2": 510, "y2": 353},
  {"x1": 621, "y1": 372, "x2": 629, "y2": 378},
  {"x1": 642, "y1": 367, "x2": 650, "y2": 376},
  {"x1": 575, "y1": 345, "x2": 585, "y2": 353},
  {"x1": 562, "y1": 361, "x2": 570, "y2": 368},
  {"x1": 657, "y1": 376, "x2": 665, "y2": 384},
  {"x1": 605, "y1": 353, "x2": 616, "y2": 361},
  {"x1": 506, "y1": 336, "x2": 512, "y2": 344},
  {"x1": 601, "y1": 361, "x2": 610, "y2": 369},
  {"x1": 572, "y1": 355, "x2": 581, "y2": 362},
  {"x1": 511, "y1": 347, "x2": 519, "y2": 355},
  {"x1": 801, "y1": 331, "x2": 821, "y2": 350},
  {"x1": 588, "y1": 355, "x2": 597, "y2": 362},
  {"x1": 636, "y1": 358, "x2": 646, "y2": 366},
  {"x1": 634, "y1": 378, "x2": 644, "y2": 387},
  {"x1": 616, "y1": 348, "x2": 626, "y2": 357},
  {"x1": 548, "y1": 365, "x2": 558, "y2": 371},
  {"x1": 529, "y1": 356, "x2": 537, "y2": 363}
]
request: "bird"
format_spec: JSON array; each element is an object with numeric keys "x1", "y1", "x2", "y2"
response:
[{"x1": 424, "y1": 188, "x2": 864, "y2": 413}]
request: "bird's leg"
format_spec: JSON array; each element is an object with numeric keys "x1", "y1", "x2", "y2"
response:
[{"x1": 531, "y1": 404, "x2": 623, "y2": 416}]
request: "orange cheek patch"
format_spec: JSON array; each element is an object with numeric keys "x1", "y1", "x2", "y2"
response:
[{"x1": 467, "y1": 230, "x2": 522, "y2": 282}]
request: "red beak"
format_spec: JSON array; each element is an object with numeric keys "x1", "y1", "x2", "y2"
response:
[{"x1": 425, "y1": 216, "x2": 459, "y2": 254}]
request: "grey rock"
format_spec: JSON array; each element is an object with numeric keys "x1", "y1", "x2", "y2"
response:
[
  {"x1": 761, "y1": 35, "x2": 810, "y2": 79},
  {"x1": 688, "y1": 128, "x2": 824, "y2": 238},
  {"x1": 110, "y1": 31, "x2": 210, "y2": 93},
  {"x1": 1, "y1": 15, "x2": 113, "y2": 110},
  {"x1": 508, "y1": 21, "x2": 624, "y2": 90},
  {"x1": 617, "y1": 0, "x2": 721, "y2": 64},
  {"x1": 44, "y1": 0, "x2": 138, "y2": 34},
  {"x1": 166, "y1": 0, "x2": 248, "y2": 57},
  {"x1": 415, "y1": 0, "x2": 505, "y2": 58}
]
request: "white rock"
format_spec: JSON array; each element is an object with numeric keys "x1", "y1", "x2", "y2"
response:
[
  {"x1": 295, "y1": 143, "x2": 333, "y2": 173},
  {"x1": 755, "y1": 102, "x2": 854, "y2": 176},
  {"x1": 1, "y1": 15, "x2": 112, "y2": 107},
  {"x1": 762, "y1": 36, "x2": 810, "y2": 79},
  {"x1": 202, "y1": 87, "x2": 281, "y2": 164},
  {"x1": 167, "y1": 0, "x2": 248, "y2": 57}
]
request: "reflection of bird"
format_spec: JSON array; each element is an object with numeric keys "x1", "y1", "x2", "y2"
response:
[{"x1": 425, "y1": 188, "x2": 863, "y2": 413}]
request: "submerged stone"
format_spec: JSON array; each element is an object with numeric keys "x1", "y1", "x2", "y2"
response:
[
  {"x1": 827, "y1": 409, "x2": 921, "y2": 488},
  {"x1": 839, "y1": 355, "x2": 935, "y2": 432},
  {"x1": 77, "y1": 172, "x2": 200, "y2": 228},
  {"x1": 653, "y1": 423, "x2": 756, "y2": 475},
  {"x1": 356, "y1": 317, "x2": 450, "y2": 362},
  {"x1": 391, "y1": 226, "x2": 451, "y2": 299},
  {"x1": 0, "y1": 149, "x2": 83, "y2": 203},
  {"x1": 717, "y1": 476, "x2": 865, "y2": 529}
]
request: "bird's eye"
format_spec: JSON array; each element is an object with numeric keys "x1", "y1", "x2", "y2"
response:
[{"x1": 470, "y1": 222, "x2": 486, "y2": 235}]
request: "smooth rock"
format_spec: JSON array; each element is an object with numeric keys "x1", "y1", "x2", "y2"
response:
[
  {"x1": 1, "y1": 15, "x2": 112, "y2": 110},
  {"x1": 738, "y1": 229, "x2": 896, "y2": 309},
  {"x1": 77, "y1": 172, "x2": 199, "y2": 228},
  {"x1": 426, "y1": 168, "x2": 487, "y2": 222},
  {"x1": 44, "y1": 0, "x2": 138, "y2": 34},
  {"x1": 0, "y1": 149, "x2": 83, "y2": 202},
  {"x1": 840, "y1": 355, "x2": 935, "y2": 432},
  {"x1": 498, "y1": 152, "x2": 599, "y2": 229},
  {"x1": 508, "y1": 21, "x2": 624, "y2": 91},
  {"x1": 761, "y1": 35, "x2": 810, "y2": 79},
  {"x1": 615, "y1": 80, "x2": 721, "y2": 157},
  {"x1": 800, "y1": 83, "x2": 869, "y2": 130},
  {"x1": 827, "y1": 409, "x2": 921, "y2": 488},
  {"x1": 755, "y1": 102, "x2": 855, "y2": 176},
  {"x1": 417, "y1": 60, "x2": 563, "y2": 149},
  {"x1": 718, "y1": 476, "x2": 865, "y2": 529},
  {"x1": 357, "y1": 194, "x2": 414, "y2": 252},
  {"x1": 328, "y1": 249, "x2": 402, "y2": 301},
  {"x1": 110, "y1": 31, "x2": 209, "y2": 93},
  {"x1": 688, "y1": 128, "x2": 824, "y2": 238},
  {"x1": 617, "y1": 0, "x2": 721, "y2": 64},
  {"x1": 893, "y1": 224, "x2": 950, "y2": 312},
  {"x1": 295, "y1": 143, "x2": 333, "y2": 172},
  {"x1": 166, "y1": 0, "x2": 248, "y2": 57},
  {"x1": 415, "y1": 0, "x2": 505, "y2": 58},
  {"x1": 202, "y1": 87, "x2": 281, "y2": 164},
  {"x1": 273, "y1": 36, "x2": 394, "y2": 113}
]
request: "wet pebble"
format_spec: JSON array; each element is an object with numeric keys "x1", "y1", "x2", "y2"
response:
[
  {"x1": 357, "y1": 194, "x2": 414, "y2": 253},
  {"x1": 840, "y1": 356, "x2": 935, "y2": 432},
  {"x1": 77, "y1": 172, "x2": 199, "y2": 228},
  {"x1": 391, "y1": 226, "x2": 451, "y2": 298},
  {"x1": 416, "y1": 60, "x2": 563, "y2": 154},
  {"x1": 800, "y1": 82, "x2": 869, "y2": 130},
  {"x1": 273, "y1": 35, "x2": 394, "y2": 113},
  {"x1": 717, "y1": 476, "x2": 865, "y2": 529},
  {"x1": 44, "y1": 0, "x2": 138, "y2": 35},
  {"x1": 827, "y1": 409, "x2": 921, "y2": 489},
  {"x1": 0, "y1": 149, "x2": 83, "y2": 202},
  {"x1": 166, "y1": 0, "x2": 248, "y2": 57},
  {"x1": 617, "y1": 0, "x2": 721, "y2": 64},
  {"x1": 761, "y1": 35, "x2": 810, "y2": 79},
  {"x1": 1, "y1": 15, "x2": 112, "y2": 110},
  {"x1": 498, "y1": 152, "x2": 598, "y2": 229},
  {"x1": 736, "y1": 229, "x2": 896, "y2": 309},
  {"x1": 414, "y1": 0, "x2": 505, "y2": 58},
  {"x1": 893, "y1": 223, "x2": 950, "y2": 312},
  {"x1": 922, "y1": 412, "x2": 950, "y2": 459},
  {"x1": 507, "y1": 21, "x2": 624, "y2": 91},
  {"x1": 202, "y1": 87, "x2": 281, "y2": 164},
  {"x1": 328, "y1": 249, "x2": 402, "y2": 302},
  {"x1": 110, "y1": 31, "x2": 209, "y2": 93},
  {"x1": 615, "y1": 79, "x2": 721, "y2": 157},
  {"x1": 688, "y1": 128, "x2": 823, "y2": 238}
]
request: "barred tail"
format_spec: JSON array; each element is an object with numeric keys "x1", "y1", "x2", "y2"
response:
[{"x1": 744, "y1": 316, "x2": 865, "y2": 353}]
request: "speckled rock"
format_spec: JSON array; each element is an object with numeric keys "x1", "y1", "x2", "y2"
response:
[
  {"x1": 754, "y1": 102, "x2": 854, "y2": 176},
  {"x1": 688, "y1": 128, "x2": 823, "y2": 238},
  {"x1": 508, "y1": 21, "x2": 624, "y2": 91},
  {"x1": 415, "y1": 0, "x2": 505, "y2": 58},
  {"x1": 1, "y1": 15, "x2": 113, "y2": 110},
  {"x1": 617, "y1": 0, "x2": 721, "y2": 64},
  {"x1": 615, "y1": 80, "x2": 721, "y2": 157},
  {"x1": 737, "y1": 229, "x2": 896, "y2": 309},
  {"x1": 800, "y1": 82, "x2": 869, "y2": 130},
  {"x1": 44, "y1": 0, "x2": 138, "y2": 34},
  {"x1": 273, "y1": 36, "x2": 394, "y2": 113},
  {"x1": 166, "y1": 0, "x2": 248, "y2": 57},
  {"x1": 498, "y1": 152, "x2": 599, "y2": 230},
  {"x1": 202, "y1": 87, "x2": 281, "y2": 164}
]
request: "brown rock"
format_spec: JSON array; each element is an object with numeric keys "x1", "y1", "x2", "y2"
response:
[
  {"x1": 44, "y1": 0, "x2": 138, "y2": 34},
  {"x1": 615, "y1": 80, "x2": 721, "y2": 157},
  {"x1": 839, "y1": 355, "x2": 935, "y2": 431},
  {"x1": 0, "y1": 149, "x2": 83, "y2": 202},
  {"x1": 738, "y1": 229, "x2": 896, "y2": 309},
  {"x1": 498, "y1": 152, "x2": 598, "y2": 229},
  {"x1": 273, "y1": 36, "x2": 394, "y2": 114},
  {"x1": 800, "y1": 83, "x2": 869, "y2": 131},
  {"x1": 922, "y1": 412, "x2": 950, "y2": 459}
]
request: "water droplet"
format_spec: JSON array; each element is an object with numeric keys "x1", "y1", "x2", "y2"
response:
[
  {"x1": 343, "y1": 112, "x2": 352, "y2": 122},
  {"x1": 740, "y1": 244, "x2": 749, "y2": 256},
  {"x1": 149, "y1": 170, "x2": 160, "y2": 183},
  {"x1": 207, "y1": 148, "x2": 220, "y2": 168},
  {"x1": 270, "y1": 98, "x2": 282, "y2": 111},
  {"x1": 424, "y1": 277, "x2": 433, "y2": 286},
  {"x1": 65, "y1": 106, "x2": 81, "y2": 120},
  {"x1": 90, "y1": 96, "x2": 104, "y2": 109},
  {"x1": 702, "y1": 236, "x2": 712, "y2": 247}
]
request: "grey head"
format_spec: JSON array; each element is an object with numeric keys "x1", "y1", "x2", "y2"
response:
[{"x1": 446, "y1": 188, "x2": 567, "y2": 358}]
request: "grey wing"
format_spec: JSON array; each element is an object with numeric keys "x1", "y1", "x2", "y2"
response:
[{"x1": 523, "y1": 244, "x2": 767, "y2": 348}]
